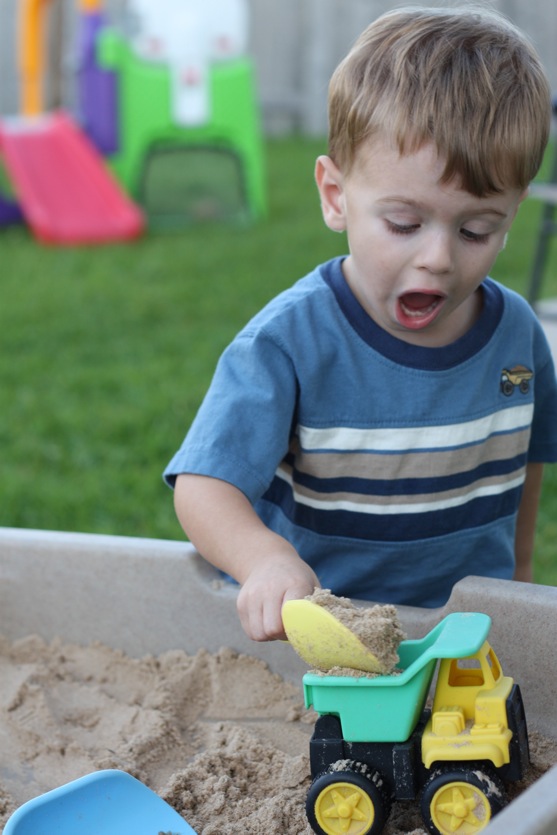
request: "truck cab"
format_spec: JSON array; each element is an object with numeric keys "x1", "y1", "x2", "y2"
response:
[{"x1": 423, "y1": 641, "x2": 514, "y2": 769}]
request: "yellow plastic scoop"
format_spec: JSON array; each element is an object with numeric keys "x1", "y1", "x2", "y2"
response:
[{"x1": 282, "y1": 598, "x2": 383, "y2": 673}]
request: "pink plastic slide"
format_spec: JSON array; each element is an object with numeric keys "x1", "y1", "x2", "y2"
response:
[{"x1": 0, "y1": 111, "x2": 144, "y2": 245}]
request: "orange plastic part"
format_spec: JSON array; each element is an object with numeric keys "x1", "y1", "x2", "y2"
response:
[
  {"x1": 18, "y1": 0, "x2": 103, "y2": 116},
  {"x1": 78, "y1": 0, "x2": 102, "y2": 10},
  {"x1": 18, "y1": 0, "x2": 53, "y2": 116}
]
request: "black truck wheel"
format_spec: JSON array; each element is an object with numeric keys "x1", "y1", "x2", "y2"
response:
[
  {"x1": 306, "y1": 761, "x2": 390, "y2": 835},
  {"x1": 420, "y1": 764, "x2": 506, "y2": 835}
]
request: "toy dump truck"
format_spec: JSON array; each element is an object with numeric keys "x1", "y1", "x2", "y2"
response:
[{"x1": 302, "y1": 612, "x2": 529, "y2": 835}]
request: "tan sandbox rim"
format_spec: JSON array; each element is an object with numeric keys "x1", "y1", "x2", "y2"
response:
[{"x1": 0, "y1": 526, "x2": 556, "y2": 834}]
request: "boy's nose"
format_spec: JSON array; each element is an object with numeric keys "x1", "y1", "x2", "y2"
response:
[{"x1": 418, "y1": 229, "x2": 454, "y2": 274}]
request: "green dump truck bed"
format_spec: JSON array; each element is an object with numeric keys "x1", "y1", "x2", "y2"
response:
[{"x1": 303, "y1": 612, "x2": 491, "y2": 742}]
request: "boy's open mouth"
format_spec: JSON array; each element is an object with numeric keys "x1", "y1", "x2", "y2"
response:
[{"x1": 396, "y1": 291, "x2": 446, "y2": 330}]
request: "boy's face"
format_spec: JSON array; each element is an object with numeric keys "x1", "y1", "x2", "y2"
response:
[{"x1": 315, "y1": 137, "x2": 525, "y2": 347}]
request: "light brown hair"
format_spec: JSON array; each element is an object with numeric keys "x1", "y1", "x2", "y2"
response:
[{"x1": 328, "y1": 6, "x2": 551, "y2": 195}]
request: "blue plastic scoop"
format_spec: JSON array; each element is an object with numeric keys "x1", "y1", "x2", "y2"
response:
[{"x1": 3, "y1": 769, "x2": 198, "y2": 835}]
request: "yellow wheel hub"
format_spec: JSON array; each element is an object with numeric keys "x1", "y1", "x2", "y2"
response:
[
  {"x1": 430, "y1": 780, "x2": 492, "y2": 834},
  {"x1": 314, "y1": 781, "x2": 375, "y2": 834}
]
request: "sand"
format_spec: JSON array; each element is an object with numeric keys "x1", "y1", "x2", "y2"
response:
[
  {"x1": 307, "y1": 588, "x2": 406, "y2": 675},
  {"x1": 0, "y1": 633, "x2": 555, "y2": 835}
]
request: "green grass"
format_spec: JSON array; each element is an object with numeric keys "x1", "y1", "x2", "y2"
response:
[{"x1": 1, "y1": 136, "x2": 556, "y2": 586}]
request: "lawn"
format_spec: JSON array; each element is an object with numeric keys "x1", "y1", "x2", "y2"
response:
[{"x1": 1, "y1": 136, "x2": 557, "y2": 586}]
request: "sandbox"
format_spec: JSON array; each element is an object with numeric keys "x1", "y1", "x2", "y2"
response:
[{"x1": 0, "y1": 526, "x2": 556, "y2": 834}]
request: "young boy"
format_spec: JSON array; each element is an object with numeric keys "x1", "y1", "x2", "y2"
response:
[{"x1": 164, "y1": 7, "x2": 557, "y2": 642}]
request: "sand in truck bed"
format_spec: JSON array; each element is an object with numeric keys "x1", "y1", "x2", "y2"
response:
[{"x1": 306, "y1": 588, "x2": 406, "y2": 675}]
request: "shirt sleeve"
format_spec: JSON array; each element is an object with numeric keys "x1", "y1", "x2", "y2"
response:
[
  {"x1": 163, "y1": 327, "x2": 298, "y2": 501},
  {"x1": 528, "y1": 324, "x2": 557, "y2": 463}
]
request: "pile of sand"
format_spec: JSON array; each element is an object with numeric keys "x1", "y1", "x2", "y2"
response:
[
  {"x1": 0, "y1": 632, "x2": 554, "y2": 834},
  {"x1": 308, "y1": 588, "x2": 406, "y2": 675}
]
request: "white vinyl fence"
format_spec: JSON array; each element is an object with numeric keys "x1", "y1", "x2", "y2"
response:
[{"x1": 1, "y1": 0, "x2": 557, "y2": 135}]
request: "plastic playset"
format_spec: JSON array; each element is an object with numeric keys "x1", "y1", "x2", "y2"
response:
[
  {"x1": 0, "y1": 0, "x2": 265, "y2": 244},
  {"x1": 282, "y1": 602, "x2": 530, "y2": 835}
]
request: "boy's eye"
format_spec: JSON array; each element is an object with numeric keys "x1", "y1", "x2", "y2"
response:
[
  {"x1": 386, "y1": 220, "x2": 491, "y2": 243},
  {"x1": 461, "y1": 228, "x2": 490, "y2": 243},
  {"x1": 387, "y1": 221, "x2": 420, "y2": 235}
]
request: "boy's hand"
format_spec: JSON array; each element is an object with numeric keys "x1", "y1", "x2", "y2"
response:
[
  {"x1": 173, "y1": 474, "x2": 320, "y2": 642},
  {"x1": 236, "y1": 554, "x2": 320, "y2": 642}
]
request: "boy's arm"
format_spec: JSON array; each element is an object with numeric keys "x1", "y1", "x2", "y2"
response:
[
  {"x1": 514, "y1": 462, "x2": 544, "y2": 582},
  {"x1": 173, "y1": 473, "x2": 320, "y2": 641}
]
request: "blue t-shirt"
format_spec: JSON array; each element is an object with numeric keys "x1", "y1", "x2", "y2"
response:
[{"x1": 164, "y1": 258, "x2": 557, "y2": 607}]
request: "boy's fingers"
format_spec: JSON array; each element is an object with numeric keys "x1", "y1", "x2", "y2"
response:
[
  {"x1": 241, "y1": 611, "x2": 285, "y2": 642},
  {"x1": 236, "y1": 559, "x2": 321, "y2": 642},
  {"x1": 237, "y1": 591, "x2": 282, "y2": 642}
]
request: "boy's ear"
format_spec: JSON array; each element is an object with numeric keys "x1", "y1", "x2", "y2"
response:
[{"x1": 315, "y1": 155, "x2": 347, "y2": 232}]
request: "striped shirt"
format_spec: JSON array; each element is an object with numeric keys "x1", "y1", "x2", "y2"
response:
[{"x1": 164, "y1": 258, "x2": 557, "y2": 606}]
